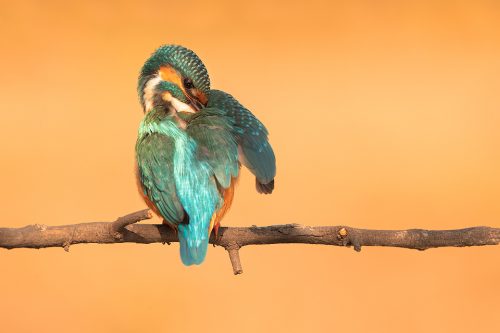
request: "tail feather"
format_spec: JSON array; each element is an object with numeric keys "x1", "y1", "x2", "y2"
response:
[{"x1": 178, "y1": 224, "x2": 209, "y2": 266}]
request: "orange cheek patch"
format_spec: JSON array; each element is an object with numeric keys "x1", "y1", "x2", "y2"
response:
[{"x1": 159, "y1": 66, "x2": 186, "y2": 94}]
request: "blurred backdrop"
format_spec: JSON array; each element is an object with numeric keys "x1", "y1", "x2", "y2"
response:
[{"x1": 0, "y1": 1, "x2": 499, "y2": 332}]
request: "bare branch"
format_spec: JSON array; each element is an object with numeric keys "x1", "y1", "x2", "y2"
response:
[{"x1": 0, "y1": 210, "x2": 499, "y2": 274}]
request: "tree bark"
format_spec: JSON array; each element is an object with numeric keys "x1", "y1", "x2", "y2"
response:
[{"x1": 1, "y1": 210, "x2": 499, "y2": 275}]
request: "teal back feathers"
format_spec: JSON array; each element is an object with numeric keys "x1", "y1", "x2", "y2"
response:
[{"x1": 187, "y1": 107, "x2": 240, "y2": 188}]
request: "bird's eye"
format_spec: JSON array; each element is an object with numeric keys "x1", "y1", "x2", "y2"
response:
[{"x1": 183, "y1": 78, "x2": 194, "y2": 89}]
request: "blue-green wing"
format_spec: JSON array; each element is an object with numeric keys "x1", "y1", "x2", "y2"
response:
[
  {"x1": 187, "y1": 107, "x2": 240, "y2": 189},
  {"x1": 136, "y1": 133, "x2": 185, "y2": 224},
  {"x1": 207, "y1": 90, "x2": 276, "y2": 193}
]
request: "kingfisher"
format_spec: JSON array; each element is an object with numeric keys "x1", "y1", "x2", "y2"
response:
[{"x1": 135, "y1": 45, "x2": 276, "y2": 265}]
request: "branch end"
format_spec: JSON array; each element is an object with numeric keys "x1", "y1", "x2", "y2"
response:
[{"x1": 227, "y1": 245, "x2": 243, "y2": 275}]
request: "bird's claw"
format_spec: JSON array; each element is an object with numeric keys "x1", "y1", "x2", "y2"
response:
[{"x1": 212, "y1": 223, "x2": 222, "y2": 246}]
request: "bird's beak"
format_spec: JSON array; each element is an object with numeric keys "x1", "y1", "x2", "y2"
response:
[{"x1": 186, "y1": 94, "x2": 204, "y2": 112}]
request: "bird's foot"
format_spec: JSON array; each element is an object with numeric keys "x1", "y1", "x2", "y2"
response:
[{"x1": 212, "y1": 223, "x2": 222, "y2": 246}]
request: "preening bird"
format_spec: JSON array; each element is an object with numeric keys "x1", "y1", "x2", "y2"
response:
[{"x1": 135, "y1": 45, "x2": 276, "y2": 265}]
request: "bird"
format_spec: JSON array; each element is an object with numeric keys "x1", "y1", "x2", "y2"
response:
[{"x1": 135, "y1": 45, "x2": 276, "y2": 265}]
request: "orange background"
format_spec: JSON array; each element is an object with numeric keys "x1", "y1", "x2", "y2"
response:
[{"x1": 1, "y1": 1, "x2": 499, "y2": 332}]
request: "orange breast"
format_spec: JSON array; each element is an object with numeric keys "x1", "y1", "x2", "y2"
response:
[{"x1": 209, "y1": 176, "x2": 239, "y2": 234}]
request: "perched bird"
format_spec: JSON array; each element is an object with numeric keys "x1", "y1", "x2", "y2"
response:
[{"x1": 135, "y1": 45, "x2": 276, "y2": 265}]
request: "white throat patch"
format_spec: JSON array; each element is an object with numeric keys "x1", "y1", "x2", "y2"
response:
[{"x1": 143, "y1": 76, "x2": 162, "y2": 113}]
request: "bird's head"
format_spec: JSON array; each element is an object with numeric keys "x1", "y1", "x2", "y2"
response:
[{"x1": 138, "y1": 45, "x2": 210, "y2": 116}]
